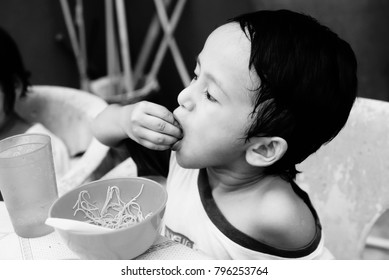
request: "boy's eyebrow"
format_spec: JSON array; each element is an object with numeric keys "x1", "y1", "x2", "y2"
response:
[{"x1": 196, "y1": 56, "x2": 229, "y2": 99}]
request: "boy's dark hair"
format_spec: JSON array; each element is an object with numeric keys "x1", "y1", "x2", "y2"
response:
[
  {"x1": 0, "y1": 27, "x2": 30, "y2": 115},
  {"x1": 230, "y1": 10, "x2": 357, "y2": 180}
]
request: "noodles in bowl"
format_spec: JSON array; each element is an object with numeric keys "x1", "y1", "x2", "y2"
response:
[
  {"x1": 73, "y1": 185, "x2": 152, "y2": 229},
  {"x1": 48, "y1": 177, "x2": 167, "y2": 259}
]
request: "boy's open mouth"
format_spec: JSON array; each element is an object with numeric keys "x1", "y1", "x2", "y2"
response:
[
  {"x1": 173, "y1": 116, "x2": 184, "y2": 139},
  {"x1": 172, "y1": 116, "x2": 183, "y2": 151}
]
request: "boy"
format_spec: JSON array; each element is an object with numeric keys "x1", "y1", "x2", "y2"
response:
[{"x1": 92, "y1": 10, "x2": 357, "y2": 259}]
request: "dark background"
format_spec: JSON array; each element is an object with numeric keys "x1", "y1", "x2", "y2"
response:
[{"x1": 0, "y1": 0, "x2": 388, "y2": 111}]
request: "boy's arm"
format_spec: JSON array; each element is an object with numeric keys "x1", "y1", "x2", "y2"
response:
[{"x1": 92, "y1": 103, "x2": 130, "y2": 147}]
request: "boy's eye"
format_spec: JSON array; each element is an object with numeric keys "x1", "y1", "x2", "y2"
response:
[
  {"x1": 204, "y1": 91, "x2": 217, "y2": 102},
  {"x1": 190, "y1": 71, "x2": 217, "y2": 102}
]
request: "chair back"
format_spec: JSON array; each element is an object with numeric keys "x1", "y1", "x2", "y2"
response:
[
  {"x1": 297, "y1": 97, "x2": 389, "y2": 259},
  {"x1": 15, "y1": 85, "x2": 109, "y2": 195}
]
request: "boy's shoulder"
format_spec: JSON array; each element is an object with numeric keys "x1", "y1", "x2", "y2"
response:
[{"x1": 248, "y1": 179, "x2": 317, "y2": 250}]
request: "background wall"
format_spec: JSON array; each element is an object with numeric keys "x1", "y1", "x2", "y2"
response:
[{"x1": 0, "y1": 0, "x2": 388, "y2": 110}]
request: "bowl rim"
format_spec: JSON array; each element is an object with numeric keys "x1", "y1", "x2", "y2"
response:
[{"x1": 48, "y1": 176, "x2": 168, "y2": 235}]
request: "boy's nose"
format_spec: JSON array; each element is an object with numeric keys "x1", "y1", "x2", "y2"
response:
[{"x1": 177, "y1": 87, "x2": 195, "y2": 111}]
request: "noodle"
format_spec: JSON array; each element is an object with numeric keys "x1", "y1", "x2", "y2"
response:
[{"x1": 72, "y1": 184, "x2": 152, "y2": 229}]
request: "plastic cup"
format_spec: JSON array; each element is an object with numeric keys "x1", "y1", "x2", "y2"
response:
[{"x1": 0, "y1": 134, "x2": 58, "y2": 238}]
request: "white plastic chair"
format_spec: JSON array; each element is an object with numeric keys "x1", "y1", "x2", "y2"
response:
[
  {"x1": 15, "y1": 85, "x2": 109, "y2": 196},
  {"x1": 296, "y1": 97, "x2": 389, "y2": 259}
]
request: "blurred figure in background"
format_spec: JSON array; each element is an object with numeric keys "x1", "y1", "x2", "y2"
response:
[{"x1": 0, "y1": 26, "x2": 70, "y2": 200}]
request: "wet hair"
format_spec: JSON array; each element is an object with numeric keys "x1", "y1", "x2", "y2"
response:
[
  {"x1": 230, "y1": 10, "x2": 357, "y2": 180},
  {"x1": 0, "y1": 26, "x2": 30, "y2": 115}
]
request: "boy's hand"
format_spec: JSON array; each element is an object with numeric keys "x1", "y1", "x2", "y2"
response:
[{"x1": 121, "y1": 101, "x2": 182, "y2": 151}]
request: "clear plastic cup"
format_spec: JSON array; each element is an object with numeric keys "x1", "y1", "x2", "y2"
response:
[{"x1": 0, "y1": 134, "x2": 58, "y2": 238}]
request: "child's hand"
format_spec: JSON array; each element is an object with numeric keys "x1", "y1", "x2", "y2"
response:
[{"x1": 121, "y1": 101, "x2": 182, "y2": 151}]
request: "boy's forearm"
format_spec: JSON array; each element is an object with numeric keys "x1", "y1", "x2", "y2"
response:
[{"x1": 92, "y1": 104, "x2": 132, "y2": 147}]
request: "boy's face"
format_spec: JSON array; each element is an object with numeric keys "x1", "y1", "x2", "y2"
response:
[{"x1": 173, "y1": 23, "x2": 260, "y2": 169}]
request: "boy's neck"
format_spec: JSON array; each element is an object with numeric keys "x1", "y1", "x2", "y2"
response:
[{"x1": 206, "y1": 165, "x2": 266, "y2": 192}]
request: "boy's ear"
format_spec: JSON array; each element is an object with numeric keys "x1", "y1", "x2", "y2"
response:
[{"x1": 245, "y1": 137, "x2": 288, "y2": 167}]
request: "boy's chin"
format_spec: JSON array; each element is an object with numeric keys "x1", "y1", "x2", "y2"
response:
[{"x1": 175, "y1": 152, "x2": 199, "y2": 169}]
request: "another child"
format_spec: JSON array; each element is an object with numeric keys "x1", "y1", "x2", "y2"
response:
[
  {"x1": 92, "y1": 10, "x2": 357, "y2": 259},
  {"x1": 0, "y1": 27, "x2": 70, "y2": 201}
]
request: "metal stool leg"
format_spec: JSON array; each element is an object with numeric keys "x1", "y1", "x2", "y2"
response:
[{"x1": 152, "y1": 0, "x2": 190, "y2": 87}]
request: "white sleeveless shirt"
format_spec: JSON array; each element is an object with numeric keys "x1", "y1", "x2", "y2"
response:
[{"x1": 162, "y1": 152, "x2": 333, "y2": 260}]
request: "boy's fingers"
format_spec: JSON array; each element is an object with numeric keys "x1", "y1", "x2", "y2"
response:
[
  {"x1": 142, "y1": 111, "x2": 182, "y2": 138},
  {"x1": 142, "y1": 102, "x2": 176, "y2": 125},
  {"x1": 137, "y1": 127, "x2": 180, "y2": 147}
]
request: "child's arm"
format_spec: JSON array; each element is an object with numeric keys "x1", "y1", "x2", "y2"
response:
[{"x1": 92, "y1": 101, "x2": 182, "y2": 150}]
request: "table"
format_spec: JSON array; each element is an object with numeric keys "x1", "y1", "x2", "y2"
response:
[{"x1": 0, "y1": 202, "x2": 210, "y2": 260}]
